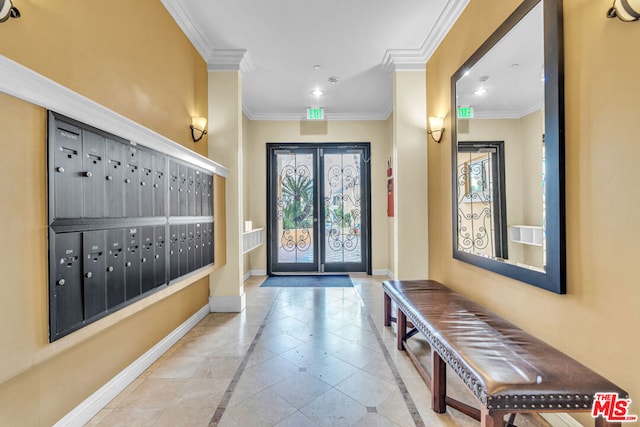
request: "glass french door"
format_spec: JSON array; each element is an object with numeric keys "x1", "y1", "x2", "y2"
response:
[{"x1": 267, "y1": 143, "x2": 370, "y2": 274}]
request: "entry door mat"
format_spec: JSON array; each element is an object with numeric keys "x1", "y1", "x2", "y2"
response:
[{"x1": 260, "y1": 274, "x2": 353, "y2": 288}]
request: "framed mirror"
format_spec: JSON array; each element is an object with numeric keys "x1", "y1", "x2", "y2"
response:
[{"x1": 451, "y1": 0, "x2": 565, "y2": 293}]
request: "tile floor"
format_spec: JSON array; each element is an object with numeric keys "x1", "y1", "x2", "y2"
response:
[{"x1": 87, "y1": 275, "x2": 550, "y2": 426}]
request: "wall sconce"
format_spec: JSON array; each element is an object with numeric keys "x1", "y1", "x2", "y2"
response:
[
  {"x1": 428, "y1": 116, "x2": 445, "y2": 143},
  {"x1": 190, "y1": 116, "x2": 207, "y2": 142},
  {"x1": 0, "y1": 0, "x2": 21, "y2": 23},
  {"x1": 607, "y1": 0, "x2": 640, "y2": 21}
]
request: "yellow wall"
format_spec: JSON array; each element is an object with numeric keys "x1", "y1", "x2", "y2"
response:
[
  {"x1": 246, "y1": 119, "x2": 393, "y2": 273},
  {"x1": 427, "y1": 0, "x2": 640, "y2": 423},
  {"x1": 0, "y1": 1, "x2": 214, "y2": 424},
  {"x1": 393, "y1": 71, "x2": 429, "y2": 279},
  {"x1": 208, "y1": 71, "x2": 244, "y2": 301}
]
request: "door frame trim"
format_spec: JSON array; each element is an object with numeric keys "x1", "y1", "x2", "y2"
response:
[{"x1": 266, "y1": 142, "x2": 372, "y2": 275}]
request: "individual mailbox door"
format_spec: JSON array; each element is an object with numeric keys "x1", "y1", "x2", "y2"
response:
[
  {"x1": 140, "y1": 227, "x2": 155, "y2": 293},
  {"x1": 53, "y1": 232, "x2": 83, "y2": 337},
  {"x1": 205, "y1": 174, "x2": 214, "y2": 216},
  {"x1": 187, "y1": 167, "x2": 196, "y2": 216},
  {"x1": 82, "y1": 130, "x2": 106, "y2": 218},
  {"x1": 196, "y1": 224, "x2": 207, "y2": 268},
  {"x1": 105, "y1": 139, "x2": 125, "y2": 217},
  {"x1": 125, "y1": 228, "x2": 141, "y2": 300},
  {"x1": 83, "y1": 230, "x2": 106, "y2": 319},
  {"x1": 154, "y1": 225, "x2": 167, "y2": 287},
  {"x1": 153, "y1": 153, "x2": 166, "y2": 217},
  {"x1": 169, "y1": 160, "x2": 180, "y2": 216},
  {"x1": 139, "y1": 150, "x2": 154, "y2": 217},
  {"x1": 201, "y1": 225, "x2": 209, "y2": 267},
  {"x1": 187, "y1": 223, "x2": 196, "y2": 272},
  {"x1": 194, "y1": 170, "x2": 202, "y2": 216},
  {"x1": 53, "y1": 121, "x2": 83, "y2": 219},
  {"x1": 201, "y1": 173, "x2": 210, "y2": 216},
  {"x1": 169, "y1": 225, "x2": 180, "y2": 280},
  {"x1": 179, "y1": 224, "x2": 189, "y2": 275},
  {"x1": 206, "y1": 222, "x2": 214, "y2": 265},
  {"x1": 124, "y1": 147, "x2": 140, "y2": 217},
  {"x1": 106, "y1": 228, "x2": 125, "y2": 309},
  {"x1": 179, "y1": 164, "x2": 188, "y2": 216}
]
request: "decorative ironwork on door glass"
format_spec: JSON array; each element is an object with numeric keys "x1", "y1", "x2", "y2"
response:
[
  {"x1": 456, "y1": 152, "x2": 496, "y2": 257},
  {"x1": 276, "y1": 153, "x2": 314, "y2": 264},
  {"x1": 324, "y1": 152, "x2": 362, "y2": 264}
]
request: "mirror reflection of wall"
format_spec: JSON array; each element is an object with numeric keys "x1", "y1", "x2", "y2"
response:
[
  {"x1": 457, "y1": 111, "x2": 544, "y2": 270},
  {"x1": 454, "y1": 1, "x2": 546, "y2": 271}
]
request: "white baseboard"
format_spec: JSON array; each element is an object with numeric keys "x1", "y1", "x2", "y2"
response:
[
  {"x1": 209, "y1": 294, "x2": 246, "y2": 312},
  {"x1": 54, "y1": 304, "x2": 210, "y2": 427},
  {"x1": 541, "y1": 413, "x2": 583, "y2": 427},
  {"x1": 372, "y1": 269, "x2": 394, "y2": 278},
  {"x1": 371, "y1": 269, "x2": 393, "y2": 277},
  {"x1": 243, "y1": 270, "x2": 267, "y2": 281}
]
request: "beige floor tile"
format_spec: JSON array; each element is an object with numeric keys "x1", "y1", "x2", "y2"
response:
[
  {"x1": 108, "y1": 378, "x2": 186, "y2": 409},
  {"x1": 299, "y1": 388, "x2": 368, "y2": 427},
  {"x1": 171, "y1": 378, "x2": 228, "y2": 408},
  {"x1": 306, "y1": 354, "x2": 360, "y2": 386},
  {"x1": 148, "y1": 355, "x2": 207, "y2": 379},
  {"x1": 245, "y1": 355, "x2": 299, "y2": 387},
  {"x1": 155, "y1": 405, "x2": 216, "y2": 427},
  {"x1": 225, "y1": 388, "x2": 296, "y2": 426},
  {"x1": 376, "y1": 391, "x2": 418, "y2": 427},
  {"x1": 335, "y1": 369, "x2": 398, "y2": 407},
  {"x1": 352, "y1": 412, "x2": 401, "y2": 427},
  {"x1": 273, "y1": 410, "x2": 320, "y2": 427},
  {"x1": 279, "y1": 342, "x2": 330, "y2": 368},
  {"x1": 192, "y1": 356, "x2": 243, "y2": 380},
  {"x1": 227, "y1": 370, "x2": 268, "y2": 406},
  {"x1": 93, "y1": 407, "x2": 165, "y2": 427},
  {"x1": 269, "y1": 371, "x2": 332, "y2": 408}
]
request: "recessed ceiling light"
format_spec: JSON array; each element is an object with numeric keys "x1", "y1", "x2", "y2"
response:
[
  {"x1": 311, "y1": 89, "x2": 324, "y2": 97},
  {"x1": 313, "y1": 65, "x2": 321, "y2": 70},
  {"x1": 328, "y1": 76, "x2": 339, "y2": 84},
  {"x1": 477, "y1": 75, "x2": 489, "y2": 82},
  {"x1": 474, "y1": 88, "x2": 488, "y2": 95}
]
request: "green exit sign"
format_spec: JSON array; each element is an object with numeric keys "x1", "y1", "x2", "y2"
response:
[
  {"x1": 457, "y1": 107, "x2": 474, "y2": 119},
  {"x1": 307, "y1": 107, "x2": 324, "y2": 120}
]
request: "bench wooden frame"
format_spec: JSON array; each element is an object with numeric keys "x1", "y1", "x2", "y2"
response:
[{"x1": 383, "y1": 280, "x2": 627, "y2": 427}]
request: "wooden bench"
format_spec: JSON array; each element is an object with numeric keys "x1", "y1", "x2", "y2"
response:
[{"x1": 383, "y1": 280, "x2": 628, "y2": 427}]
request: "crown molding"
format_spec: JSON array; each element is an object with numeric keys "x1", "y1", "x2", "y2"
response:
[
  {"x1": 160, "y1": 0, "x2": 215, "y2": 60},
  {"x1": 0, "y1": 55, "x2": 229, "y2": 177},
  {"x1": 382, "y1": 0, "x2": 469, "y2": 72},
  {"x1": 207, "y1": 49, "x2": 255, "y2": 73}
]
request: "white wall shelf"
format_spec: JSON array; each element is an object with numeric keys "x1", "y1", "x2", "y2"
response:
[
  {"x1": 243, "y1": 228, "x2": 264, "y2": 254},
  {"x1": 509, "y1": 225, "x2": 543, "y2": 246}
]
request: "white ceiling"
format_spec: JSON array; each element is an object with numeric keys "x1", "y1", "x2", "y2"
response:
[{"x1": 161, "y1": 0, "x2": 469, "y2": 120}]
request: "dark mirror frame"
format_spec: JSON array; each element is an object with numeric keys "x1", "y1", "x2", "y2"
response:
[{"x1": 450, "y1": 0, "x2": 566, "y2": 293}]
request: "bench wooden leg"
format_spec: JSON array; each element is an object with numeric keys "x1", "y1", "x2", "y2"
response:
[
  {"x1": 432, "y1": 349, "x2": 447, "y2": 413},
  {"x1": 397, "y1": 308, "x2": 406, "y2": 351},
  {"x1": 595, "y1": 417, "x2": 621, "y2": 427},
  {"x1": 384, "y1": 292, "x2": 391, "y2": 327},
  {"x1": 480, "y1": 407, "x2": 504, "y2": 427}
]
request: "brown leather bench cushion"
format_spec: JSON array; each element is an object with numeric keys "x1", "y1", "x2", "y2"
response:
[{"x1": 383, "y1": 280, "x2": 627, "y2": 411}]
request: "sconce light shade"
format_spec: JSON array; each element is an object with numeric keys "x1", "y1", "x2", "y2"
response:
[
  {"x1": 190, "y1": 116, "x2": 207, "y2": 142},
  {"x1": 607, "y1": 0, "x2": 640, "y2": 21},
  {"x1": 428, "y1": 116, "x2": 445, "y2": 143},
  {"x1": 0, "y1": 0, "x2": 20, "y2": 23}
]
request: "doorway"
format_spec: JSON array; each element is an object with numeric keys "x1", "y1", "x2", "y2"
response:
[{"x1": 267, "y1": 143, "x2": 371, "y2": 274}]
